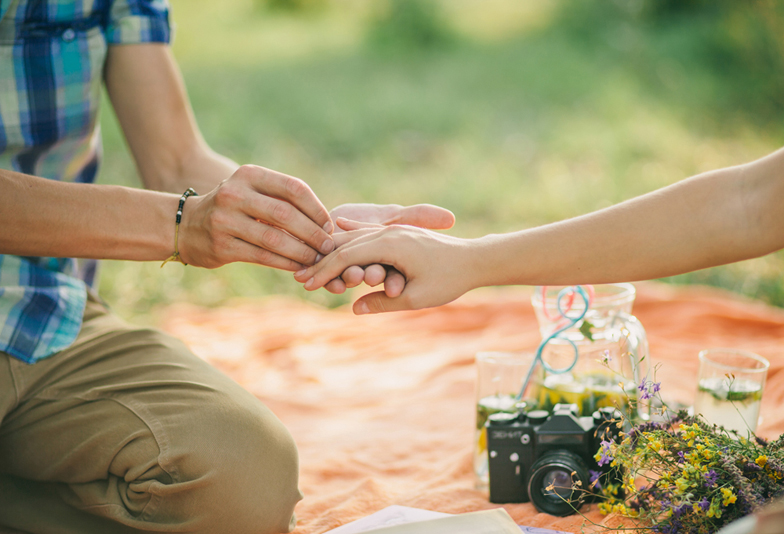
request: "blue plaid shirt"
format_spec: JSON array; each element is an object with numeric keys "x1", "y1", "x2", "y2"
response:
[{"x1": 0, "y1": 0, "x2": 171, "y2": 364}]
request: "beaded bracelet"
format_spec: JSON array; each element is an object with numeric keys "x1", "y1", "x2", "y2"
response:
[{"x1": 161, "y1": 187, "x2": 198, "y2": 267}]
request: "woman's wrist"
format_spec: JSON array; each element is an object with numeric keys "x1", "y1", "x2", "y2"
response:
[
  {"x1": 460, "y1": 234, "x2": 509, "y2": 291},
  {"x1": 465, "y1": 232, "x2": 536, "y2": 290}
]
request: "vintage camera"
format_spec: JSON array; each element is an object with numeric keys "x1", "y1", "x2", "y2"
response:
[{"x1": 486, "y1": 403, "x2": 622, "y2": 516}]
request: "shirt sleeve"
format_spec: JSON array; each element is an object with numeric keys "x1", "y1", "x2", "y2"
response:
[{"x1": 105, "y1": 0, "x2": 172, "y2": 45}]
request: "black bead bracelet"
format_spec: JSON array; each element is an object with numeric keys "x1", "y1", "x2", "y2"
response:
[{"x1": 162, "y1": 187, "x2": 198, "y2": 267}]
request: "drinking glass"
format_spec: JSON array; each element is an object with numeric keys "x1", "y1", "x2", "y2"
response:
[
  {"x1": 693, "y1": 348, "x2": 769, "y2": 435},
  {"x1": 474, "y1": 351, "x2": 536, "y2": 490}
]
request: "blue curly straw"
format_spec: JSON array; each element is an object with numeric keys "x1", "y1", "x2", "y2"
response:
[{"x1": 516, "y1": 285, "x2": 590, "y2": 402}]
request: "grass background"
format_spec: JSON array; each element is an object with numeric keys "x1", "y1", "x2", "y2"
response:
[{"x1": 96, "y1": 0, "x2": 784, "y2": 322}]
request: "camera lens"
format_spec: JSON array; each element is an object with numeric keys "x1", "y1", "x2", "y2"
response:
[
  {"x1": 541, "y1": 470, "x2": 573, "y2": 502},
  {"x1": 527, "y1": 450, "x2": 591, "y2": 516}
]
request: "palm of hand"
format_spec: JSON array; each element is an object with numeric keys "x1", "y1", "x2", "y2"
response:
[{"x1": 329, "y1": 203, "x2": 454, "y2": 232}]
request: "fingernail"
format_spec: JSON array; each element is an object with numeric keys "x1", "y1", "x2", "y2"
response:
[
  {"x1": 294, "y1": 269, "x2": 307, "y2": 278},
  {"x1": 304, "y1": 277, "x2": 315, "y2": 290},
  {"x1": 323, "y1": 220, "x2": 334, "y2": 234},
  {"x1": 357, "y1": 302, "x2": 370, "y2": 315},
  {"x1": 315, "y1": 253, "x2": 324, "y2": 262},
  {"x1": 320, "y1": 239, "x2": 335, "y2": 255}
]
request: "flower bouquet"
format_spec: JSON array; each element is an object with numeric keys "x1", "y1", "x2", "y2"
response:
[{"x1": 579, "y1": 372, "x2": 784, "y2": 534}]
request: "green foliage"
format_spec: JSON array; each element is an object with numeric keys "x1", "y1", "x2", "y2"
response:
[
  {"x1": 98, "y1": 0, "x2": 784, "y2": 322},
  {"x1": 366, "y1": 0, "x2": 456, "y2": 53},
  {"x1": 254, "y1": 0, "x2": 328, "y2": 14},
  {"x1": 555, "y1": 0, "x2": 784, "y2": 130}
]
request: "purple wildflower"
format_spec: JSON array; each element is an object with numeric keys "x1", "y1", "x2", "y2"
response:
[
  {"x1": 597, "y1": 440, "x2": 614, "y2": 467},
  {"x1": 742, "y1": 462, "x2": 762, "y2": 474},
  {"x1": 697, "y1": 497, "x2": 709, "y2": 511},
  {"x1": 637, "y1": 375, "x2": 662, "y2": 401},
  {"x1": 672, "y1": 503, "x2": 690, "y2": 519},
  {"x1": 677, "y1": 451, "x2": 685, "y2": 464},
  {"x1": 637, "y1": 379, "x2": 647, "y2": 394},
  {"x1": 704, "y1": 469, "x2": 718, "y2": 487}
]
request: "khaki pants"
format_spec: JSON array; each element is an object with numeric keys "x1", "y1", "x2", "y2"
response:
[{"x1": 0, "y1": 297, "x2": 302, "y2": 534}]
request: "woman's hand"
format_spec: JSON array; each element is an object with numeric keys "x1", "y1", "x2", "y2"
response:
[
  {"x1": 294, "y1": 222, "x2": 477, "y2": 314},
  {"x1": 321, "y1": 203, "x2": 455, "y2": 295},
  {"x1": 178, "y1": 165, "x2": 335, "y2": 270}
]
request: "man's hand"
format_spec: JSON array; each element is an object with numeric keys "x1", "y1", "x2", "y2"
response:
[
  {"x1": 319, "y1": 203, "x2": 455, "y2": 294},
  {"x1": 178, "y1": 165, "x2": 335, "y2": 270}
]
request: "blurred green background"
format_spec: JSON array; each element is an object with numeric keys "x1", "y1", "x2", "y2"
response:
[{"x1": 97, "y1": 0, "x2": 784, "y2": 321}]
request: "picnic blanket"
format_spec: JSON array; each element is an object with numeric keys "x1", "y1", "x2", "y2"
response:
[{"x1": 161, "y1": 282, "x2": 784, "y2": 533}]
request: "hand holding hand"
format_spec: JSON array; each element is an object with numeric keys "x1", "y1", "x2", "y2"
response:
[
  {"x1": 178, "y1": 165, "x2": 334, "y2": 270},
  {"x1": 294, "y1": 224, "x2": 476, "y2": 314},
  {"x1": 320, "y1": 203, "x2": 455, "y2": 294}
]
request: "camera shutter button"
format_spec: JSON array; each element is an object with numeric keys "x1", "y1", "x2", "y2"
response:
[
  {"x1": 527, "y1": 410, "x2": 549, "y2": 425},
  {"x1": 488, "y1": 412, "x2": 518, "y2": 425}
]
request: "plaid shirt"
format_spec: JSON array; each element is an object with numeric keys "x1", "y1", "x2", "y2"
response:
[{"x1": 0, "y1": 0, "x2": 170, "y2": 363}]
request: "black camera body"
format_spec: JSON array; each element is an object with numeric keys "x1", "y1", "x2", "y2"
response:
[{"x1": 486, "y1": 403, "x2": 621, "y2": 516}]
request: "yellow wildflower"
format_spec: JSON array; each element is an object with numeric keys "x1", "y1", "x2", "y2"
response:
[
  {"x1": 721, "y1": 488, "x2": 737, "y2": 507},
  {"x1": 612, "y1": 503, "x2": 629, "y2": 515},
  {"x1": 756, "y1": 455, "x2": 768, "y2": 468},
  {"x1": 675, "y1": 478, "x2": 690, "y2": 494}
]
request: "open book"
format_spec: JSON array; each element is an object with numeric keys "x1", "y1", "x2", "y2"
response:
[{"x1": 324, "y1": 505, "x2": 571, "y2": 534}]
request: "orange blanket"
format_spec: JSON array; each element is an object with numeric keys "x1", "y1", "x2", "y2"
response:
[{"x1": 161, "y1": 283, "x2": 784, "y2": 533}]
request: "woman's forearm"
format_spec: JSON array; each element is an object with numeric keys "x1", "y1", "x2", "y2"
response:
[
  {"x1": 298, "y1": 147, "x2": 784, "y2": 314},
  {"x1": 473, "y1": 149, "x2": 784, "y2": 288},
  {"x1": 1, "y1": 169, "x2": 178, "y2": 261}
]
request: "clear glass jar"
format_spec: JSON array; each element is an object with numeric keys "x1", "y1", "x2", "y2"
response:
[{"x1": 529, "y1": 283, "x2": 651, "y2": 420}]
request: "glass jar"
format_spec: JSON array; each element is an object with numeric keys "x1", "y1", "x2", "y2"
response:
[{"x1": 528, "y1": 283, "x2": 651, "y2": 420}]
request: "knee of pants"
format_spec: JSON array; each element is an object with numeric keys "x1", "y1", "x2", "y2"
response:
[{"x1": 143, "y1": 389, "x2": 303, "y2": 534}]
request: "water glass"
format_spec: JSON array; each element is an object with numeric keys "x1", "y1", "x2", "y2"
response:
[{"x1": 692, "y1": 348, "x2": 769, "y2": 435}]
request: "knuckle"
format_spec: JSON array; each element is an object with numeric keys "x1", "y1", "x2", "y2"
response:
[
  {"x1": 372, "y1": 298, "x2": 388, "y2": 313},
  {"x1": 236, "y1": 164, "x2": 257, "y2": 179},
  {"x1": 260, "y1": 228, "x2": 282, "y2": 250},
  {"x1": 214, "y1": 183, "x2": 240, "y2": 207},
  {"x1": 300, "y1": 248, "x2": 318, "y2": 265},
  {"x1": 271, "y1": 202, "x2": 294, "y2": 225},
  {"x1": 285, "y1": 177, "x2": 308, "y2": 198},
  {"x1": 255, "y1": 248, "x2": 272, "y2": 265},
  {"x1": 336, "y1": 248, "x2": 351, "y2": 263},
  {"x1": 310, "y1": 227, "x2": 326, "y2": 246},
  {"x1": 206, "y1": 209, "x2": 230, "y2": 230}
]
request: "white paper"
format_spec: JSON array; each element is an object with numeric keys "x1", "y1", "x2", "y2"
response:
[
  {"x1": 324, "y1": 506, "x2": 449, "y2": 534},
  {"x1": 323, "y1": 505, "x2": 571, "y2": 534}
]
